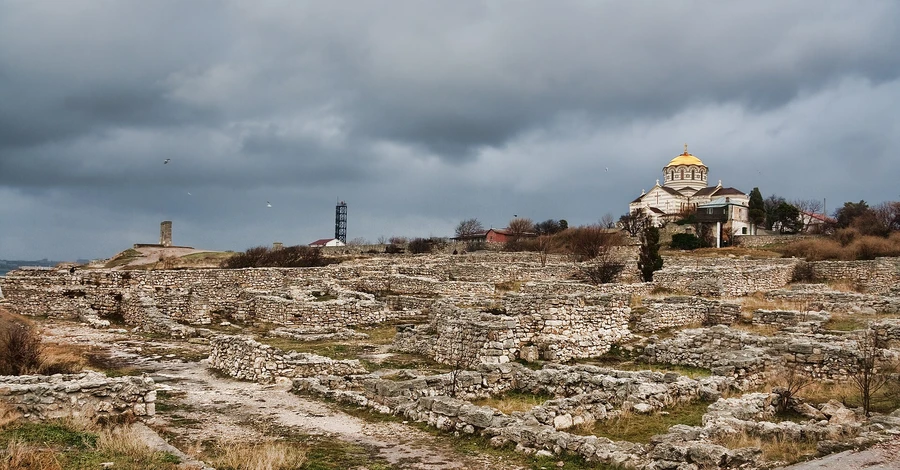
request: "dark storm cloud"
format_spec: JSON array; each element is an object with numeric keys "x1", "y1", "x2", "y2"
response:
[{"x1": 0, "y1": 0, "x2": 898, "y2": 260}]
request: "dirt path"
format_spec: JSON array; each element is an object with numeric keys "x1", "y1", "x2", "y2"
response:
[{"x1": 42, "y1": 321, "x2": 524, "y2": 470}]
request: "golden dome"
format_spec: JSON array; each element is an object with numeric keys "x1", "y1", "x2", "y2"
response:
[{"x1": 664, "y1": 144, "x2": 706, "y2": 168}]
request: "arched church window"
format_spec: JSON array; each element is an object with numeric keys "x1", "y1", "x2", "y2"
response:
[
  {"x1": 691, "y1": 169, "x2": 695, "y2": 180},
  {"x1": 680, "y1": 169, "x2": 684, "y2": 179}
]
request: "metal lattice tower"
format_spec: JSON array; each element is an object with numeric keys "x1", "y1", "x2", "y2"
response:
[{"x1": 334, "y1": 201, "x2": 347, "y2": 243}]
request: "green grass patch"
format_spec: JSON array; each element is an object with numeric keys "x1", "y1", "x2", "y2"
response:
[
  {"x1": 577, "y1": 357, "x2": 712, "y2": 380},
  {"x1": 823, "y1": 316, "x2": 867, "y2": 332},
  {"x1": 0, "y1": 421, "x2": 97, "y2": 449},
  {"x1": 335, "y1": 402, "x2": 621, "y2": 469},
  {"x1": 0, "y1": 421, "x2": 181, "y2": 470},
  {"x1": 577, "y1": 400, "x2": 712, "y2": 443}
]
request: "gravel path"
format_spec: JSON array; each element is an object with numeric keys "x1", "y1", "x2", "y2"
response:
[{"x1": 42, "y1": 321, "x2": 524, "y2": 470}]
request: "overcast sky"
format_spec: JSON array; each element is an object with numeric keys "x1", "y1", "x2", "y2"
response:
[{"x1": 1, "y1": 1, "x2": 899, "y2": 260}]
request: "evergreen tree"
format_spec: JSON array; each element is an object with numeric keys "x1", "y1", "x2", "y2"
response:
[
  {"x1": 748, "y1": 187, "x2": 765, "y2": 228},
  {"x1": 638, "y1": 226, "x2": 664, "y2": 281}
]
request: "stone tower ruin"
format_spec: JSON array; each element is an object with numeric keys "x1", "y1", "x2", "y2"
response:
[{"x1": 160, "y1": 221, "x2": 172, "y2": 247}]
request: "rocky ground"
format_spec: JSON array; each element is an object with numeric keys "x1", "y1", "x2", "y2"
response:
[{"x1": 40, "y1": 319, "x2": 525, "y2": 470}]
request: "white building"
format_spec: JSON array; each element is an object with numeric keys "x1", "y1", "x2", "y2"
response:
[
  {"x1": 629, "y1": 145, "x2": 755, "y2": 240},
  {"x1": 308, "y1": 238, "x2": 346, "y2": 247}
]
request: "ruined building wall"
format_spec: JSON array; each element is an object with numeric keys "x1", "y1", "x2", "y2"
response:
[
  {"x1": 208, "y1": 335, "x2": 367, "y2": 384},
  {"x1": 632, "y1": 296, "x2": 740, "y2": 332},
  {"x1": 395, "y1": 294, "x2": 631, "y2": 364},
  {"x1": 652, "y1": 258, "x2": 797, "y2": 297},
  {"x1": 0, "y1": 372, "x2": 156, "y2": 421}
]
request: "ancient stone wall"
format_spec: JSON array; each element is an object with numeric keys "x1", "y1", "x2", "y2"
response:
[
  {"x1": 293, "y1": 362, "x2": 732, "y2": 469},
  {"x1": 765, "y1": 284, "x2": 900, "y2": 314},
  {"x1": 734, "y1": 234, "x2": 818, "y2": 248},
  {"x1": 808, "y1": 258, "x2": 900, "y2": 295},
  {"x1": 208, "y1": 335, "x2": 367, "y2": 384},
  {"x1": 632, "y1": 296, "x2": 740, "y2": 332},
  {"x1": 395, "y1": 294, "x2": 631, "y2": 364},
  {"x1": 642, "y1": 325, "x2": 879, "y2": 383},
  {"x1": 652, "y1": 258, "x2": 797, "y2": 297},
  {"x1": 0, "y1": 372, "x2": 156, "y2": 421}
]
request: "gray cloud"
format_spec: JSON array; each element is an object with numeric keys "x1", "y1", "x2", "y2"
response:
[{"x1": 0, "y1": 1, "x2": 898, "y2": 260}]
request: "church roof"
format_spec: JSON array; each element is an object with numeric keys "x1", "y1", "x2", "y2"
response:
[
  {"x1": 664, "y1": 144, "x2": 706, "y2": 169},
  {"x1": 694, "y1": 186, "x2": 747, "y2": 198},
  {"x1": 659, "y1": 186, "x2": 684, "y2": 196}
]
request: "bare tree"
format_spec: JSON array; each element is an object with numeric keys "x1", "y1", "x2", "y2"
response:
[
  {"x1": 441, "y1": 322, "x2": 482, "y2": 397},
  {"x1": 537, "y1": 235, "x2": 552, "y2": 267},
  {"x1": 619, "y1": 209, "x2": 650, "y2": 237},
  {"x1": 347, "y1": 237, "x2": 369, "y2": 246},
  {"x1": 600, "y1": 213, "x2": 616, "y2": 229},
  {"x1": 504, "y1": 217, "x2": 535, "y2": 251},
  {"x1": 507, "y1": 217, "x2": 535, "y2": 236},
  {"x1": 791, "y1": 199, "x2": 825, "y2": 233},
  {"x1": 455, "y1": 218, "x2": 485, "y2": 238},
  {"x1": 872, "y1": 201, "x2": 900, "y2": 233},
  {"x1": 773, "y1": 365, "x2": 813, "y2": 413},
  {"x1": 850, "y1": 329, "x2": 891, "y2": 416},
  {"x1": 559, "y1": 225, "x2": 626, "y2": 284}
]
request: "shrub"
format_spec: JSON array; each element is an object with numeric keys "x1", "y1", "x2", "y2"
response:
[
  {"x1": 0, "y1": 321, "x2": 43, "y2": 375},
  {"x1": 850, "y1": 236, "x2": 900, "y2": 260},
  {"x1": 407, "y1": 238, "x2": 433, "y2": 254},
  {"x1": 574, "y1": 261, "x2": 626, "y2": 284},
  {"x1": 465, "y1": 240, "x2": 485, "y2": 252},
  {"x1": 834, "y1": 228, "x2": 859, "y2": 246},
  {"x1": 790, "y1": 262, "x2": 816, "y2": 283},
  {"x1": 780, "y1": 238, "x2": 847, "y2": 261},
  {"x1": 781, "y1": 234, "x2": 900, "y2": 261},
  {"x1": 670, "y1": 233, "x2": 701, "y2": 250},
  {"x1": 220, "y1": 246, "x2": 338, "y2": 268}
]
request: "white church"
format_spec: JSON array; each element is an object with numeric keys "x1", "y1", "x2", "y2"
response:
[{"x1": 629, "y1": 145, "x2": 756, "y2": 244}]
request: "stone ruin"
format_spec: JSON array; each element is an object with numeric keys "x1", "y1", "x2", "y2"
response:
[{"x1": 2, "y1": 252, "x2": 900, "y2": 468}]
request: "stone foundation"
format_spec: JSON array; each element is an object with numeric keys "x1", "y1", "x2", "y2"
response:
[
  {"x1": 208, "y1": 335, "x2": 368, "y2": 383},
  {"x1": 0, "y1": 372, "x2": 156, "y2": 421}
]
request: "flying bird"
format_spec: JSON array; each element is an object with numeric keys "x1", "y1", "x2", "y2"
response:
[
  {"x1": 163, "y1": 159, "x2": 170, "y2": 164},
  {"x1": 605, "y1": 167, "x2": 609, "y2": 172},
  {"x1": 267, "y1": 201, "x2": 272, "y2": 208},
  {"x1": 187, "y1": 192, "x2": 192, "y2": 196}
]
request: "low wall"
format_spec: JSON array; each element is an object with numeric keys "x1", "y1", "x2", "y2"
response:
[
  {"x1": 208, "y1": 335, "x2": 368, "y2": 383},
  {"x1": 395, "y1": 294, "x2": 631, "y2": 364},
  {"x1": 652, "y1": 258, "x2": 797, "y2": 297},
  {"x1": 734, "y1": 234, "x2": 818, "y2": 248},
  {"x1": 0, "y1": 372, "x2": 156, "y2": 421},
  {"x1": 633, "y1": 296, "x2": 739, "y2": 332},
  {"x1": 808, "y1": 258, "x2": 900, "y2": 295},
  {"x1": 765, "y1": 284, "x2": 900, "y2": 314},
  {"x1": 293, "y1": 362, "x2": 731, "y2": 469},
  {"x1": 641, "y1": 324, "x2": 891, "y2": 383}
]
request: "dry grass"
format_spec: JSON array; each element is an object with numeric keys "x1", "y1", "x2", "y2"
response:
[
  {"x1": 472, "y1": 391, "x2": 552, "y2": 414},
  {"x1": 779, "y1": 233, "x2": 900, "y2": 261},
  {"x1": 577, "y1": 400, "x2": 711, "y2": 443},
  {"x1": 0, "y1": 403, "x2": 21, "y2": 428},
  {"x1": 37, "y1": 342, "x2": 88, "y2": 374},
  {"x1": 0, "y1": 418, "x2": 180, "y2": 470},
  {"x1": 494, "y1": 280, "x2": 522, "y2": 292},
  {"x1": 716, "y1": 431, "x2": 818, "y2": 464},
  {"x1": 1, "y1": 439, "x2": 62, "y2": 470},
  {"x1": 661, "y1": 246, "x2": 782, "y2": 259},
  {"x1": 207, "y1": 440, "x2": 307, "y2": 470},
  {"x1": 736, "y1": 292, "x2": 811, "y2": 314}
]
